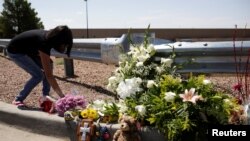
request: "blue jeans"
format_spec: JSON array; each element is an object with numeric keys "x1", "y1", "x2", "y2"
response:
[{"x1": 7, "y1": 51, "x2": 51, "y2": 102}]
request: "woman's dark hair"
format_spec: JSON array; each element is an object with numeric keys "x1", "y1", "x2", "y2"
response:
[{"x1": 46, "y1": 25, "x2": 73, "y2": 57}]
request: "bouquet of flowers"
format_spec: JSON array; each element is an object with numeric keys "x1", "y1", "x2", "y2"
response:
[
  {"x1": 106, "y1": 28, "x2": 247, "y2": 140},
  {"x1": 55, "y1": 93, "x2": 86, "y2": 117}
]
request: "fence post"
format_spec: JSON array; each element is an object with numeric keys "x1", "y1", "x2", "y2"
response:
[
  {"x1": 64, "y1": 58, "x2": 74, "y2": 77},
  {"x1": 3, "y1": 48, "x2": 7, "y2": 56}
]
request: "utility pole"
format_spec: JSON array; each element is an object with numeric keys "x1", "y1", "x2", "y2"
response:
[{"x1": 84, "y1": 0, "x2": 89, "y2": 38}]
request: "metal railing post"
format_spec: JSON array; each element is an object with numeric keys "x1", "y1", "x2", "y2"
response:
[
  {"x1": 64, "y1": 58, "x2": 74, "y2": 77},
  {"x1": 3, "y1": 48, "x2": 7, "y2": 56}
]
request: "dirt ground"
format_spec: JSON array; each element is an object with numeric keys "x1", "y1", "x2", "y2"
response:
[{"x1": 0, "y1": 52, "x2": 239, "y2": 108}]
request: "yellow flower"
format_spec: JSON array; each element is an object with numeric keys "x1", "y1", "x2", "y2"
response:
[
  {"x1": 88, "y1": 108, "x2": 98, "y2": 119},
  {"x1": 80, "y1": 109, "x2": 89, "y2": 118}
]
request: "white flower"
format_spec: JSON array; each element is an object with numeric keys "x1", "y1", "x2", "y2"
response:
[
  {"x1": 137, "y1": 54, "x2": 150, "y2": 62},
  {"x1": 124, "y1": 61, "x2": 131, "y2": 70},
  {"x1": 161, "y1": 58, "x2": 173, "y2": 68},
  {"x1": 164, "y1": 92, "x2": 176, "y2": 102},
  {"x1": 107, "y1": 75, "x2": 122, "y2": 92},
  {"x1": 147, "y1": 44, "x2": 155, "y2": 54},
  {"x1": 127, "y1": 46, "x2": 136, "y2": 55},
  {"x1": 117, "y1": 100, "x2": 128, "y2": 113},
  {"x1": 116, "y1": 77, "x2": 142, "y2": 99},
  {"x1": 135, "y1": 105, "x2": 146, "y2": 116},
  {"x1": 203, "y1": 79, "x2": 211, "y2": 85},
  {"x1": 102, "y1": 102, "x2": 114, "y2": 111},
  {"x1": 147, "y1": 80, "x2": 157, "y2": 88},
  {"x1": 91, "y1": 99, "x2": 106, "y2": 111},
  {"x1": 93, "y1": 99, "x2": 105, "y2": 106},
  {"x1": 106, "y1": 83, "x2": 113, "y2": 91},
  {"x1": 130, "y1": 45, "x2": 151, "y2": 62},
  {"x1": 108, "y1": 76, "x2": 117, "y2": 83},
  {"x1": 176, "y1": 77, "x2": 182, "y2": 82},
  {"x1": 136, "y1": 62, "x2": 144, "y2": 67},
  {"x1": 134, "y1": 77, "x2": 142, "y2": 84},
  {"x1": 156, "y1": 66, "x2": 163, "y2": 74}
]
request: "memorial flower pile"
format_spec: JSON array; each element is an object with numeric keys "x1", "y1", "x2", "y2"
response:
[{"x1": 106, "y1": 31, "x2": 247, "y2": 140}]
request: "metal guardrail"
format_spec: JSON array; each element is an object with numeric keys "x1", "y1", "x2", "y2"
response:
[
  {"x1": 1, "y1": 35, "x2": 250, "y2": 76},
  {"x1": 154, "y1": 40, "x2": 250, "y2": 73}
]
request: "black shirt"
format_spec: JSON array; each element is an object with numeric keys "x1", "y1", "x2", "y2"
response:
[{"x1": 7, "y1": 29, "x2": 52, "y2": 56}]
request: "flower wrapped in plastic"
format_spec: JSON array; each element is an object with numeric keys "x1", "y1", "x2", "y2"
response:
[{"x1": 55, "y1": 94, "x2": 86, "y2": 117}]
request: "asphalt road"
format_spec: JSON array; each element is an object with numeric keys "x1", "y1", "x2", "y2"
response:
[{"x1": 0, "y1": 122, "x2": 68, "y2": 141}]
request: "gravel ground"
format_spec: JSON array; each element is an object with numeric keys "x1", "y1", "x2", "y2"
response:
[
  {"x1": 0, "y1": 52, "x2": 239, "y2": 109},
  {"x1": 0, "y1": 53, "x2": 117, "y2": 108}
]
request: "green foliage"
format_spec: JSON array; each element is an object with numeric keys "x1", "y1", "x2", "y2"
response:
[
  {"x1": 160, "y1": 75, "x2": 183, "y2": 95},
  {"x1": 146, "y1": 75, "x2": 243, "y2": 140},
  {"x1": 0, "y1": 0, "x2": 44, "y2": 38},
  {"x1": 103, "y1": 102, "x2": 120, "y2": 117}
]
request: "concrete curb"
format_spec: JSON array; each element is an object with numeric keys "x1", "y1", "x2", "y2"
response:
[
  {"x1": 0, "y1": 101, "x2": 166, "y2": 141},
  {"x1": 0, "y1": 101, "x2": 68, "y2": 138}
]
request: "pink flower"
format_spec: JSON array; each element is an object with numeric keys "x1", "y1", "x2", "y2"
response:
[
  {"x1": 233, "y1": 83, "x2": 242, "y2": 92},
  {"x1": 179, "y1": 88, "x2": 203, "y2": 104}
]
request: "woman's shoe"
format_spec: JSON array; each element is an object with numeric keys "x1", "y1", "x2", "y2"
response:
[{"x1": 12, "y1": 100, "x2": 25, "y2": 107}]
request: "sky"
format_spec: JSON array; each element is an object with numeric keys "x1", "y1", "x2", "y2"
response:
[{"x1": 0, "y1": 0, "x2": 249, "y2": 30}]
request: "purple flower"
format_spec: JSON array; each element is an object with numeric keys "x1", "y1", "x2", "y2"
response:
[{"x1": 55, "y1": 94, "x2": 87, "y2": 116}]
